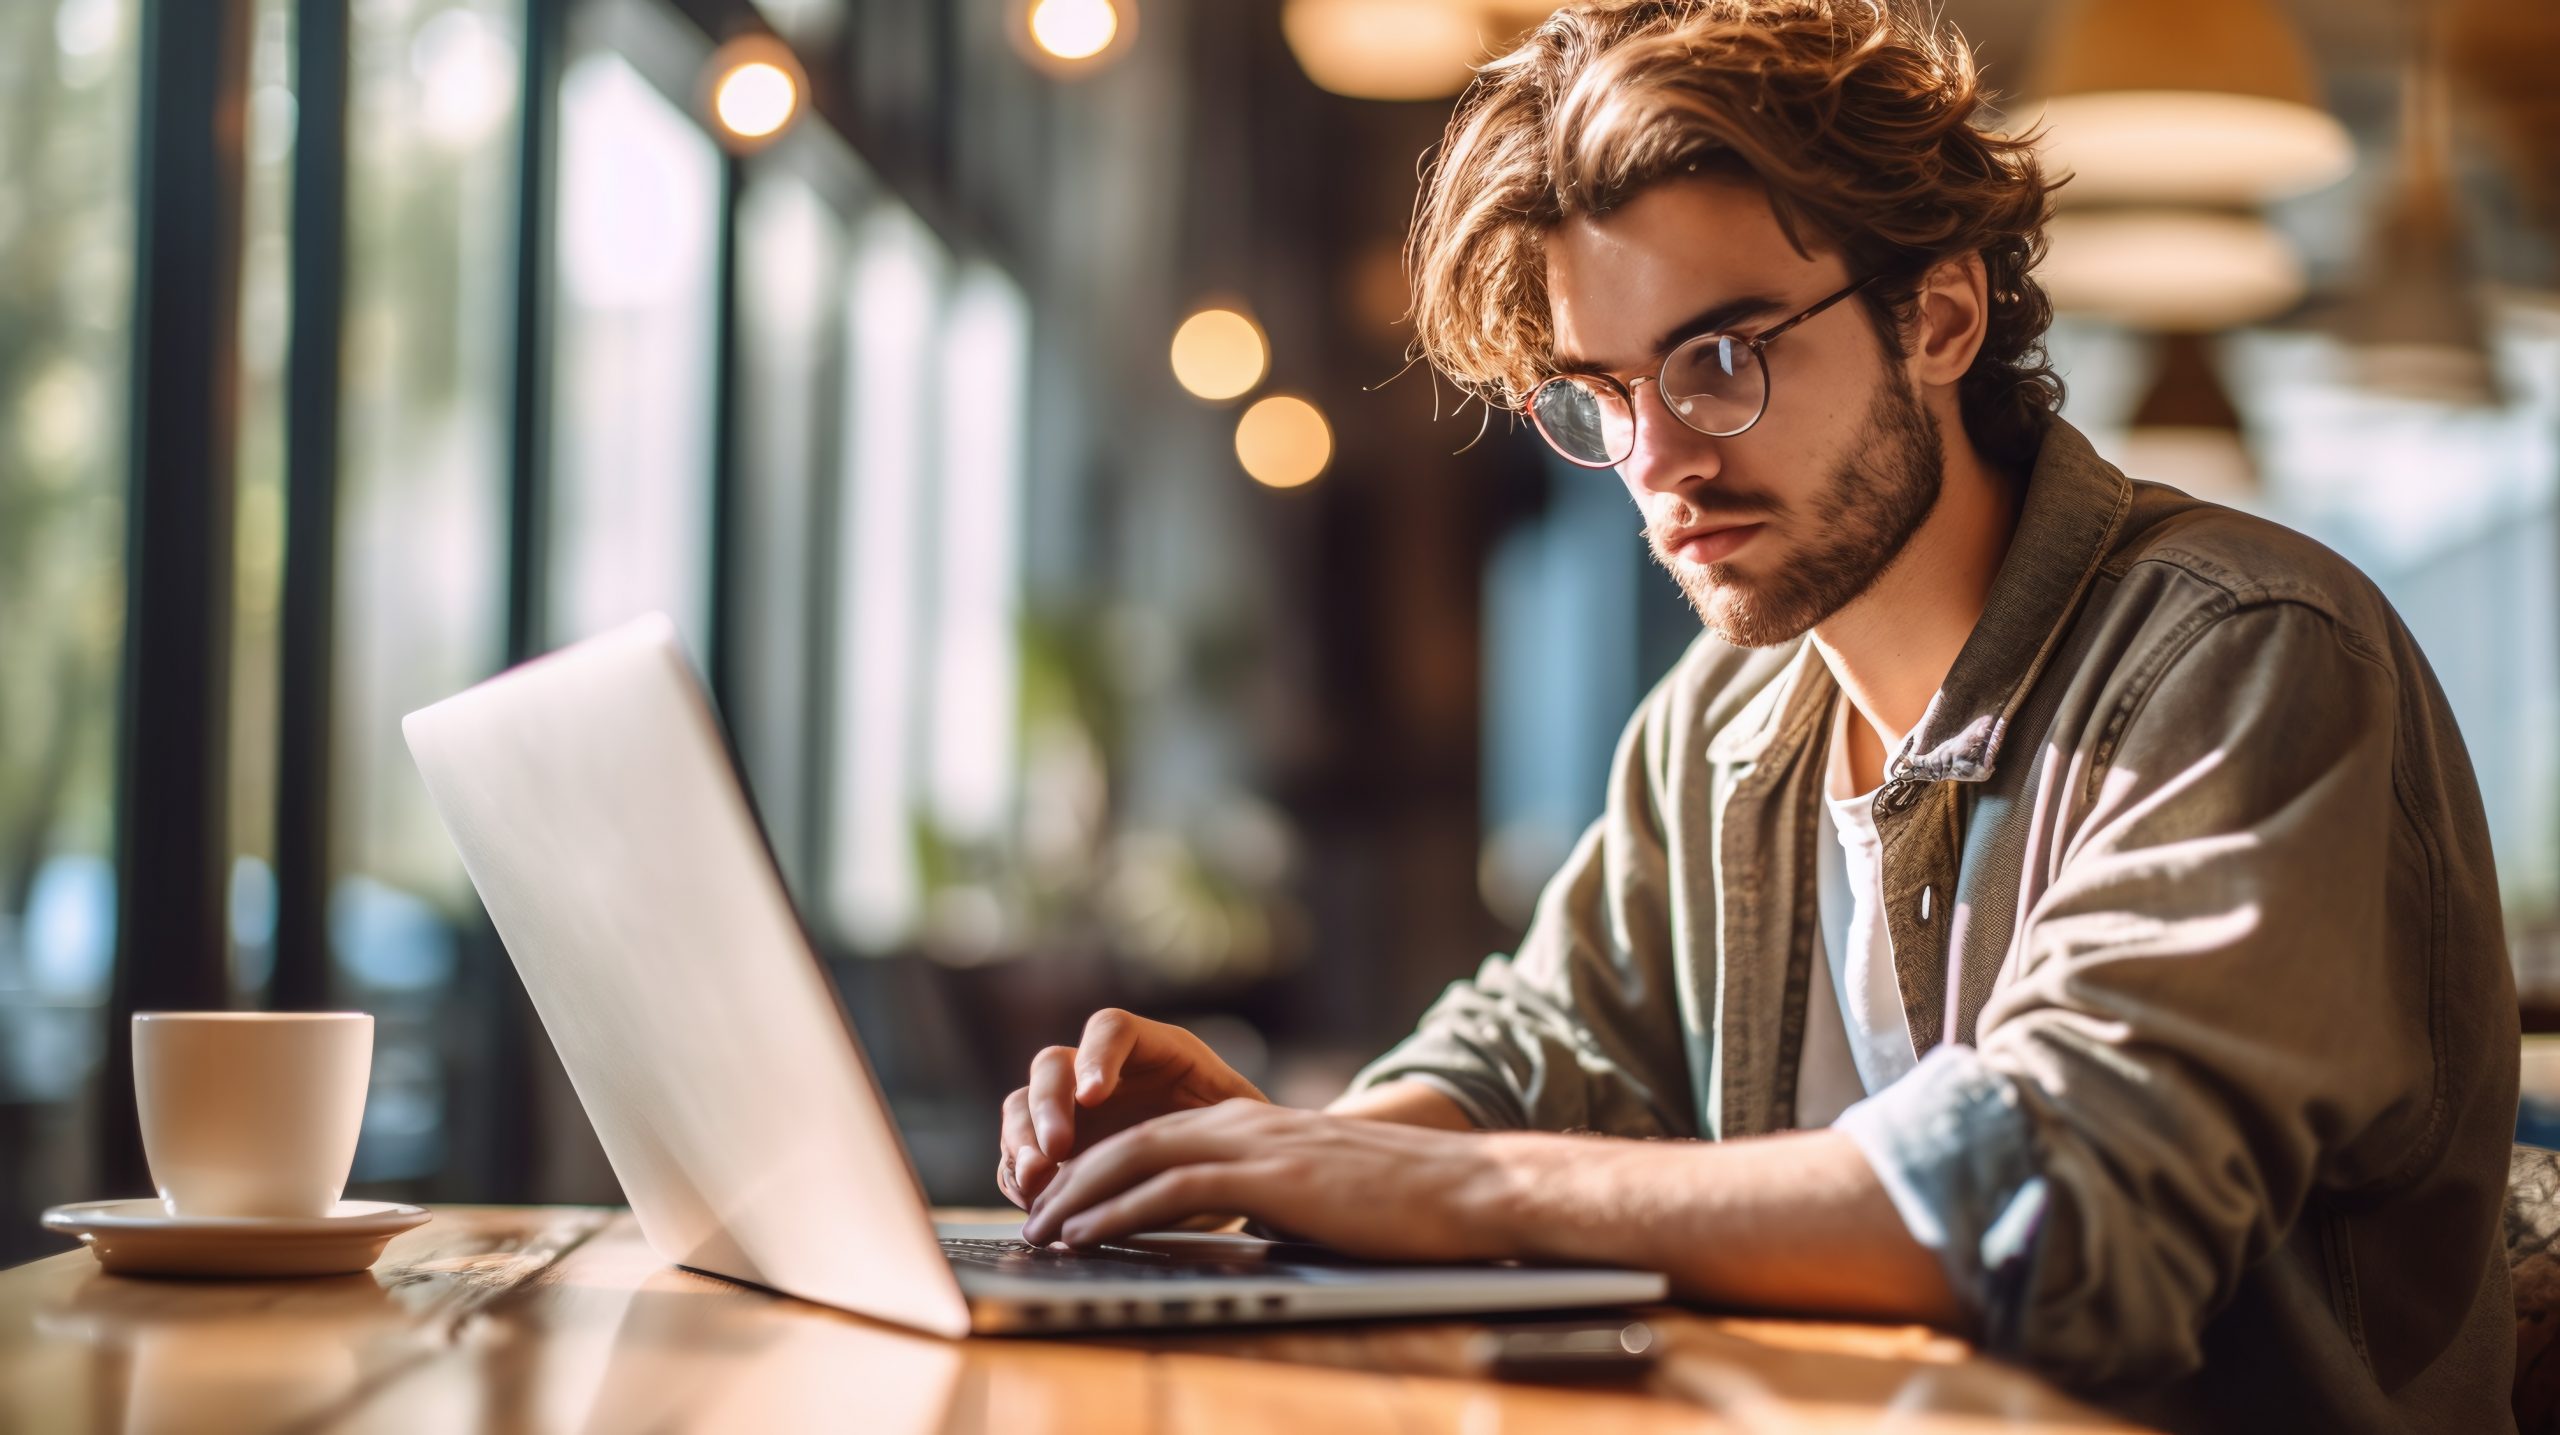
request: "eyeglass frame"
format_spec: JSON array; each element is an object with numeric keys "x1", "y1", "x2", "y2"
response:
[{"x1": 1523, "y1": 271, "x2": 1882, "y2": 469}]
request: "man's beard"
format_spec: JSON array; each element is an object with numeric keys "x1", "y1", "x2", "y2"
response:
[{"x1": 1646, "y1": 368, "x2": 1945, "y2": 648}]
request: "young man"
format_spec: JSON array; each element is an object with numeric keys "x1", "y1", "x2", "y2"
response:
[{"x1": 1000, "y1": 2, "x2": 2520, "y2": 1427}]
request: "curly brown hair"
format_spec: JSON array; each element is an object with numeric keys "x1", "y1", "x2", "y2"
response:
[{"x1": 1408, "y1": 0, "x2": 2064, "y2": 472}]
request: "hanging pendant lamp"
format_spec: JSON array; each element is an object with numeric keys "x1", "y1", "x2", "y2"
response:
[
  {"x1": 2328, "y1": 13, "x2": 2501, "y2": 408},
  {"x1": 2026, "y1": 0, "x2": 2353, "y2": 206},
  {"x1": 1281, "y1": 0, "x2": 1554, "y2": 102},
  {"x1": 2121, "y1": 332, "x2": 2257, "y2": 500}
]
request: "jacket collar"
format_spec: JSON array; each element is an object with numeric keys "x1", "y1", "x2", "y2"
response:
[
  {"x1": 1704, "y1": 640, "x2": 1821, "y2": 765},
  {"x1": 1895, "y1": 418, "x2": 2131, "y2": 784},
  {"x1": 1704, "y1": 418, "x2": 2132, "y2": 778}
]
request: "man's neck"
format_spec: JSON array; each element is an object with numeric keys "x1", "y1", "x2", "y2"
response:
[{"x1": 1811, "y1": 423, "x2": 2021, "y2": 794}]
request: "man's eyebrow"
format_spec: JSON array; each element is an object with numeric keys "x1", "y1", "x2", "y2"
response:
[{"x1": 1549, "y1": 292, "x2": 1787, "y2": 376}]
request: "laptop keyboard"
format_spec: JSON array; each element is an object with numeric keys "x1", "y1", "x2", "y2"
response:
[{"x1": 940, "y1": 1236, "x2": 1277, "y2": 1282}]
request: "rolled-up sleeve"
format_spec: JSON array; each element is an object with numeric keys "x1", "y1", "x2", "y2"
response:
[
  {"x1": 1345, "y1": 665, "x2": 1699, "y2": 1139},
  {"x1": 1842, "y1": 599, "x2": 2438, "y2": 1385}
]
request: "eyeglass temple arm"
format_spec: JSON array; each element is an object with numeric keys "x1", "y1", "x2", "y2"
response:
[{"x1": 1747, "y1": 273, "x2": 1877, "y2": 350}]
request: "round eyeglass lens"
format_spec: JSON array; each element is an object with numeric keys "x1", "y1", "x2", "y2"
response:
[
  {"x1": 1529, "y1": 375, "x2": 1632, "y2": 467},
  {"x1": 1659, "y1": 333, "x2": 1767, "y2": 437}
]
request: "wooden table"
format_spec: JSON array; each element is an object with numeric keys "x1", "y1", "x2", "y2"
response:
[{"x1": 1, "y1": 1205, "x2": 2150, "y2": 1433}]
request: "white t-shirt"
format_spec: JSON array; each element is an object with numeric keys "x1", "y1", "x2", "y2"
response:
[{"x1": 1794, "y1": 695, "x2": 1921, "y2": 1129}]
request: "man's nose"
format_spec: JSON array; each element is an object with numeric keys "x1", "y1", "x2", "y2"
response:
[{"x1": 1617, "y1": 380, "x2": 1722, "y2": 495}]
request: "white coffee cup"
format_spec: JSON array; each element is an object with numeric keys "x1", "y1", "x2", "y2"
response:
[{"x1": 133, "y1": 1012, "x2": 374, "y2": 1218}]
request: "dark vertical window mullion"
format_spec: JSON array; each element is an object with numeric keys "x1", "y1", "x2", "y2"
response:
[
  {"x1": 506, "y1": 0, "x2": 564, "y2": 667},
  {"x1": 476, "y1": 0, "x2": 569, "y2": 1195},
  {"x1": 269, "y1": 0, "x2": 351, "y2": 1015},
  {"x1": 707, "y1": 152, "x2": 744, "y2": 717},
  {"x1": 103, "y1": 0, "x2": 256, "y2": 1194}
]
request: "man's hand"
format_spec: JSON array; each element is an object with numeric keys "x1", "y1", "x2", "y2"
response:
[
  {"x1": 1016, "y1": 1107, "x2": 1963, "y2": 1330},
  {"x1": 1017, "y1": 1100, "x2": 1514, "y2": 1258},
  {"x1": 997, "y1": 1008, "x2": 1268, "y2": 1210}
]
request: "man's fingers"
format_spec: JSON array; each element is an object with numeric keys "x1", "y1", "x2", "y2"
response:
[
  {"x1": 1017, "y1": 1145, "x2": 1058, "y2": 1200},
  {"x1": 1001, "y1": 1085, "x2": 1055, "y2": 1194},
  {"x1": 1000, "y1": 1087, "x2": 1034, "y2": 1160},
  {"x1": 1057, "y1": 1162, "x2": 1280, "y2": 1248},
  {"x1": 1075, "y1": 1008, "x2": 1145, "y2": 1105},
  {"x1": 1022, "y1": 1101, "x2": 1262, "y2": 1244},
  {"x1": 998, "y1": 1088, "x2": 1038, "y2": 1209},
  {"x1": 1026, "y1": 1046, "x2": 1080, "y2": 1159}
]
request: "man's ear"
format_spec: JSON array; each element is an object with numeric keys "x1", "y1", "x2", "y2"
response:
[{"x1": 1906, "y1": 252, "x2": 1989, "y2": 390}]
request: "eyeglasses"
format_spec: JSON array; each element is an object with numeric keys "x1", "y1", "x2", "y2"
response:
[{"x1": 1524, "y1": 274, "x2": 1878, "y2": 469}]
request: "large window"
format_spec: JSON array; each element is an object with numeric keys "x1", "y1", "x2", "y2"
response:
[
  {"x1": 828, "y1": 208, "x2": 951, "y2": 950},
  {"x1": 227, "y1": 0, "x2": 299, "y2": 1005},
  {"x1": 730, "y1": 171, "x2": 845, "y2": 897},
  {"x1": 0, "y1": 0, "x2": 139, "y2": 1261},
  {"x1": 926, "y1": 264, "x2": 1033, "y2": 854},
  {"x1": 821, "y1": 212, "x2": 1038, "y2": 958},
  {"x1": 0, "y1": 0, "x2": 1050, "y2": 1248},
  {"x1": 547, "y1": 48, "x2": 723, "y2": 659}
]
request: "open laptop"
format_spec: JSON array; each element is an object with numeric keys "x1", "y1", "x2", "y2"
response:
[{"x1": 401, "y1": 613, "x2": 1667, "y2": 1337}]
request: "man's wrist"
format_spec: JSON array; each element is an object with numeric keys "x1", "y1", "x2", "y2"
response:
[{"x1": 1459, "y1": 1130, "x2": 1582, "y2": 1261}]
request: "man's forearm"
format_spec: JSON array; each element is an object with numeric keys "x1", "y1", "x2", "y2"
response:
[
  {"x1": 1472, "y1": 1127, "x2": 1962, "y2": 1327},
  {"x1": 1324, "y1": 1078, "x2": 1477, "y2": 1131}
]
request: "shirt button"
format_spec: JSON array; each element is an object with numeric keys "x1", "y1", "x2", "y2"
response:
[{"x1": 1918, "y1": 885, "x2": 1935, "y2": 923}]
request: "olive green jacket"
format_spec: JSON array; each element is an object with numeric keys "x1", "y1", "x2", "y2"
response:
[{"x1": 1349, "y1": 418, "x2": 2520, "y2": 1433}]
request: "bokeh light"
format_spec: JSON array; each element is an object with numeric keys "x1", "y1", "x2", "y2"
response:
[
  {"x1": 713, "y1": 59, "x2": 797, "y2": 140},
  {"x1": 1234, "y1": 395, "x2": 1330, "y2": 489},
  {"x1": 1029, "y1": 0, "x2": 1118, "y2": 61},
  {"x1": 1169, "y1": 307, "x2": 1267, "y2": 401}
]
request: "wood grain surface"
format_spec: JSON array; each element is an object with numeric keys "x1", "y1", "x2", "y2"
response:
[{"x1": 1, "y1": 1205, "x2": 2154, "y2": 1433}]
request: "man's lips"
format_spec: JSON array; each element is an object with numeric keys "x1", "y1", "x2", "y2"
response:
[{"x1": 1664, "y1": 521, "x2": 1765, "y2": 566}]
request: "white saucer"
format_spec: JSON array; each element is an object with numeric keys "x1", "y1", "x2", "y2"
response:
[{"x1": 40, "y1": 1199, "x2": 433, "y2": 1278}]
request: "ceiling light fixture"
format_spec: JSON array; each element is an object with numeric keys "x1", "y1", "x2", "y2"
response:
[
  {"x1": 702, "y1": 35, "x2": 804, "y2": 149},
  {"x1": 2025, "y1": 0, "x2": 2352, "y2": 206},
  {"x1": 2039, "y1": 210, "x2": 2306, "y2": 331},
  {"x1": 1015, "y1": 0, "x2": 1134, "y2": 73},
  {"x1": 2119, "y1": 332, "x2": 2256, "y2": 501},
  {"x1": 2329, "y1": 12, "x2": 2501, "y2": 408},
  {"x1": 1281, "y1": 0, "x2": 1554, "y2": 102}
]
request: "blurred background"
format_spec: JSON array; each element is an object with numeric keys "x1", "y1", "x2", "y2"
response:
[{"x1": 3, "y1": 0, "x2": 2556, "y2": 1263}]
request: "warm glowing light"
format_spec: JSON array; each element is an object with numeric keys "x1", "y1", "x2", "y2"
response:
[
  {"x1": 1235, "y1": 395, "x2": 1331, "y2": 489},
  {"x1": 1169, "y1": 308, "x2": 1268, "y2": 401},
  {"x1": 2024, "y1": 0, "x2": 2351, "y2": 205},
  {"x1": 2039, "y1": 210, "x2": 2305, "y2": 330},
  {"x1": 1282, "y1": 0, "x2": 1480, "y2": 100},
  {"x1": 1030, "y1": 0, "x2": 1119, "y2": 61},
  {"x1": 1280, "y1": 1, "x2": 1553, "y2": 101},
  {"x1": 2026, "y1": 93, "x2": 2351, "y2": 206},
  {"x1": 701, "y1": 37, "x2": 805, "y2": 148},
  {"x1": 714, "y1": 60, "x2": 797, "y2": 139}
]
